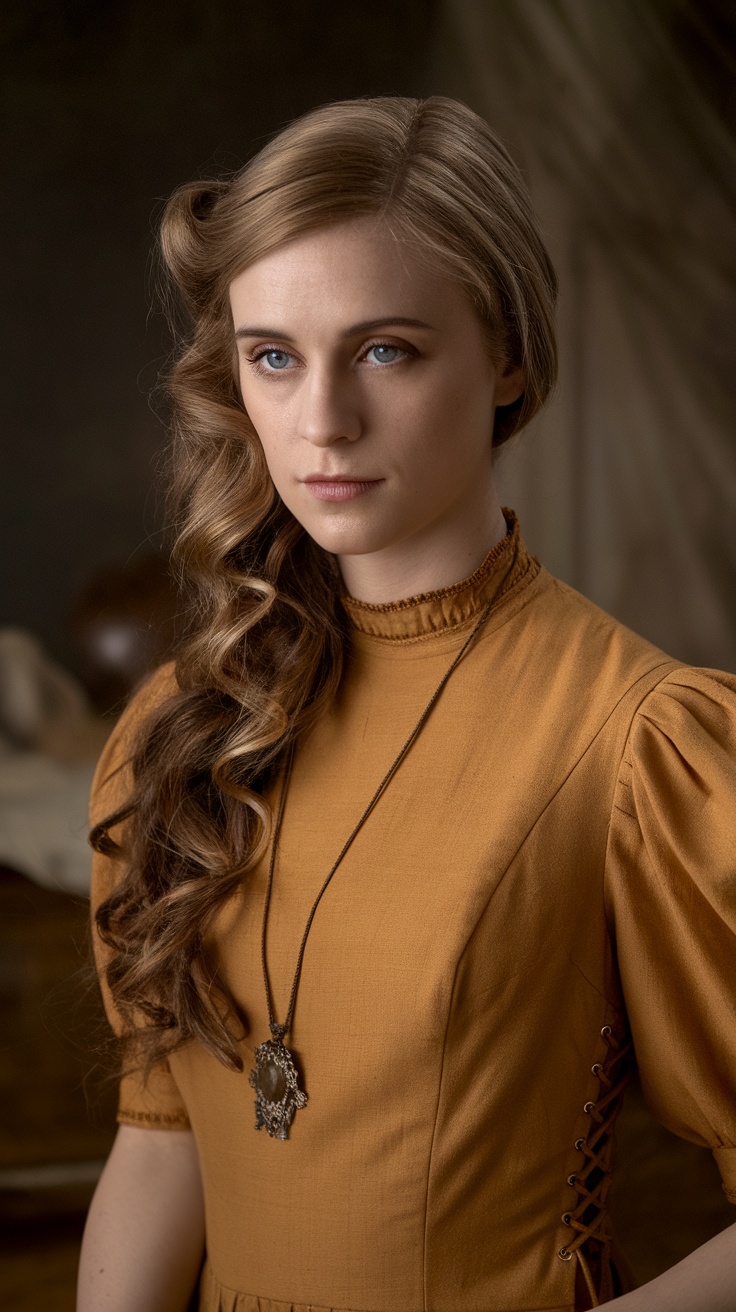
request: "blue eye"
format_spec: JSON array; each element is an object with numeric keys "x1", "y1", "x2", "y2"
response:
[
  {"x1": 263, "y1": 349, "x2": 291, "y2": 370},
  {"x1": 367, "y1": 343, "x2": 402, "y2": 365}
]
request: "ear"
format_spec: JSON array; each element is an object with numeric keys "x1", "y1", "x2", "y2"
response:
[{"x1": 495, "y1": 363, "x2": 525, "y2": 408}]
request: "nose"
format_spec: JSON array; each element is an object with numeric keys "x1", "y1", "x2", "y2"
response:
[{"x1": 297, "y1": 363, "x2": 362, "y2": 446}]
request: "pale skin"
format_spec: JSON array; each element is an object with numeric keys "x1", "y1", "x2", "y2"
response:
[
  {"x1": 230, "y1": 215, "x2": 520, "y2": 603},
  {"x1": 78, "y1": 216, "x2": 736, "y2": 1309},
  {"x1": 77, "y1": 1125, "x2": 204, "y2": 1311}
]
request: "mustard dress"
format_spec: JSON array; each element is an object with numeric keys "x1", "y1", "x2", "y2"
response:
[{"x1": 90, "y1": 515, "x2": 736, "y2": 1312}]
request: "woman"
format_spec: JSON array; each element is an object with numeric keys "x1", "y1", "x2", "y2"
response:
[{"x1": 78, "y1": 97, "x2": 736, "y2": 1312}]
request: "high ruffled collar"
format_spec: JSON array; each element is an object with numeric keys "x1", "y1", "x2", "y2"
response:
[{"x1": 340, "y1": 510, "x2": 538, "y2": 643}]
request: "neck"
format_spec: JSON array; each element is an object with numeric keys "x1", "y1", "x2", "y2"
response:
[{"x1": 337, "y1": 492, "x2": 508, "y2": 605}]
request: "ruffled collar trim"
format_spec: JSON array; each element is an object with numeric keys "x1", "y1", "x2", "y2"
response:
[{"x1": 340, "y1": 510, "x2": 537, "y2": 642}]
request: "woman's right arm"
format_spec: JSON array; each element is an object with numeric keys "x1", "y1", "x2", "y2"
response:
[{"x1": 77, "y1": 1123, "x2": 205, "y2": 1312}]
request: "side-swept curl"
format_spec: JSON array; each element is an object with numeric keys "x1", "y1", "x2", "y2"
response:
[{"x1": 92, "y1": 95, "x2": 558, "y2": 1077}]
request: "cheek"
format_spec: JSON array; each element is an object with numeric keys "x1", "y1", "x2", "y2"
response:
[
  {"x1": 239, "y1": 379, "x2": 287, "y2": 458},
  {"x1": 402, "y1": 381, "x2": 495, "y2": 494},
  {"x1": 411, "y1": 356, "x2": 485, "y2": 424},
  {"x1": 377, "y1": 369, "x2": 457, "y2": 445},
  {"x1": 395, "y1": 368, "x2": 485, "y2": 456}
]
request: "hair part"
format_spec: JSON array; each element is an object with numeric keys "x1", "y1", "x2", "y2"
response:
[{"x1": 93, "y1": 95, "x2": 558, "y2": 1078}]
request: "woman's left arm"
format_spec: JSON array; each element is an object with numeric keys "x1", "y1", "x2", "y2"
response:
[
  {"x1": 598, "y1": 1221, "x2": 736, "y2": 1310},
  {"x1": 604, "y1": 667, "x2": 736, "y2": 1309}
]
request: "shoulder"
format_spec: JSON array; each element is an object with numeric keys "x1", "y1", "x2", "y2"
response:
[
  {"x1": 89, "y1": 661, "x2": 179, "y2": 829},
  {"x1": 538, "y1": 570, "x2": 670, "y2": 664},
  {"x1": 519, "y1": 568, "x2": 682, "y2": 714},
  {"x1": 632, "y1": 664, "x2": 736, "y2": 736},
  {"x1": 539, "y1": 576, "x2": 736, "y2": 754},
  {"x1": 623, "y1": 664, "x2": 736, "y2": 801},
  {"x1": 609, "y1": 664, "x2": 736, "y2": 865}
]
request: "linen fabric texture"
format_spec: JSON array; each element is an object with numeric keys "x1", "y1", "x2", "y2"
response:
[{"x1": 89, "y1": 514, "x2": 736, "y2": 1312}]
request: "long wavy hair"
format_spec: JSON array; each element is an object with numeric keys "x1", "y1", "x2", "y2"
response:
[{"x1": 92, "y1": 95, "x2": 558, "y2": 1077}]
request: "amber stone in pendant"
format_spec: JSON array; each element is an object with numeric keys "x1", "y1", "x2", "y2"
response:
[{"x1": 256, "y1": 1057, "x2": 287, "y2": 1102}]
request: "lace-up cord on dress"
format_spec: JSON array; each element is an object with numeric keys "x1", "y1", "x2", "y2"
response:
[{"x1": 559, "y1": 1025, "x2": 634, "y2": 1308}]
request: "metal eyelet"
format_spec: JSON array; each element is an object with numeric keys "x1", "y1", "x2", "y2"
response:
[
  {"x1": 575, "y1": 1137, "x2": 585, "y2": 1151},
  {"x1": 567, "y1": 1173, "x2": 577, "y2": 1186},
  {"x1": 600, "y1": 1025, "x2": 612, "y2": 1038},
  {"x1": 583, "y1": 1100, "x2": 596, "y2": 1114},
  {"x1": 559, "y1": 1247, "x2": 573, "y2": 1261},
  {"x1": 591, "y1": 1062, "x2": 602, "y2": 1076},
  {"x1": 561, "y1": 1212, "x2": 572, "y2": 1225}
]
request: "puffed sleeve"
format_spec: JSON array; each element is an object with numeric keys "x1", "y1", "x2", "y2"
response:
[
  {"x1": 90, "y1": 662, "x2": 191, "y2": 1130},
  {"x1": 605, "y1": 666, "x2": 736, "y2": 1202}
]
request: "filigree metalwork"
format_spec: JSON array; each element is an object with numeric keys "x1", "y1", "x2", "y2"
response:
[{"x1": 249, "y1": 1035, "x2": 308, "y2": 1140}]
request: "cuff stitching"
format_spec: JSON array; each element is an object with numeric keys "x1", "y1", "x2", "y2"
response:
[{"x1": 118, "y1": 1107, "x2": 190, "y2": 1128}]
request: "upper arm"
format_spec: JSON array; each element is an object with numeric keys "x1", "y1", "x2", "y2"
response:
[
  {"x1": 78, "y1": 1125, "x2": 205, "y2": 1312},
  {"x1": 605, "y1": 666, "x2": 736, "y2": 1202},
  {"x1": 88, "y1": 663, "x2": 192, "y2": 1131}
]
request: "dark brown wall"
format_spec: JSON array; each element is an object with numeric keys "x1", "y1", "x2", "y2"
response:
[{"x1": 0, "y1": 0, "x2": 437, "y2": 672}]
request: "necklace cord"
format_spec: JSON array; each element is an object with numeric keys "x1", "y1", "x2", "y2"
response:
[{"x1": 260, "y1": 598, "x2": 495, "y2": 1040}]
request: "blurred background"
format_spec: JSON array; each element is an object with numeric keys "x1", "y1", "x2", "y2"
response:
[{"x1": 1, "y1": 1, "x2": 734, "y2": 1308}]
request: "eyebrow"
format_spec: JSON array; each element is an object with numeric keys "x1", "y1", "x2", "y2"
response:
[{"x1": 233, "y1": 316, "x2": 435, "y2": 342}]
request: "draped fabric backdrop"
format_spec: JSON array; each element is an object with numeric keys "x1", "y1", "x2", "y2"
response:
[{"x1": 427, "y1": 0, "x2": 736, "y2": 669}]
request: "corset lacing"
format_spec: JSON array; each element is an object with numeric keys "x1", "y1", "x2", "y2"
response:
[{"x1": 559, "y1": 1024, "x2": 634, "y2": 1308}]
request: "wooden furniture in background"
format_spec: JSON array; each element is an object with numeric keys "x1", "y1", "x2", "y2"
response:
[{"x1": 0, "y1": 864, "x2": 117, "y2": 1311}]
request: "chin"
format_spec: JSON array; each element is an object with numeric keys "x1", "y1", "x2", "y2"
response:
[{"x1": 298, "y1": 513, "x2": 395, "y2": 560}]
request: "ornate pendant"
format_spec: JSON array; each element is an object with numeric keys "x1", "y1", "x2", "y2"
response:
[{"x1": 249, "y1": 1032, "x2": 308, "y2": 1140}]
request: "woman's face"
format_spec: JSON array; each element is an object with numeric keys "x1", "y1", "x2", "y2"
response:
[{"x1": 229, "y1": 216, "x2": 522, "y2": 598}]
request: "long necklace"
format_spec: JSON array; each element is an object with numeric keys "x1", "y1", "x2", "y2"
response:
[{"x1": 249, "y1": 596, "x2": 495, "y2": 1139}]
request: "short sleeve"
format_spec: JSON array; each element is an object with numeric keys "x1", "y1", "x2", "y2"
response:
[
  {"x1": 606, "y1": 666, "x2": 736, "y2": 1203},
  {"x1": 89, "y1": 662, "x2": 191, "y2": 1130}
]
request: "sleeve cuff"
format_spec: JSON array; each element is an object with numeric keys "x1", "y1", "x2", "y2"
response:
[
  {"x1": 117, "y1": 1106, "x2": 191, "y2": 1129},
  {"x1": 117, "y1": 1059, "x2": 191, "y2": 1131},
  {"x1": 712, "y1": 1147, "x2": 736, "y2": 1203}
]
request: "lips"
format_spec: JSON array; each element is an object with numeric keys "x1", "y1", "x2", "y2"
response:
[{"x1": 302, "y1": 476, "x2": 383, "y2": 502}]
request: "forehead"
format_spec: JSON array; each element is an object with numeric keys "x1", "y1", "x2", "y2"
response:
[{"x1": 228, "y1": 216, "x2": 470, "y2": 328}]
